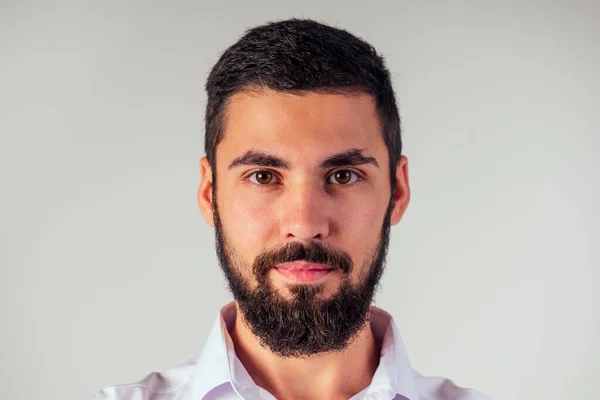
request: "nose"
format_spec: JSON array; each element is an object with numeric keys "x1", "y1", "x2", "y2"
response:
[{"x1": 277, "y1": 179, "x2": 331, "y2": 242}]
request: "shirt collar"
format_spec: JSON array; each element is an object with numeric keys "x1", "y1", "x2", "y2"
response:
[
  {"x1": 192, "y1": 301, "x2": 419, "y2": 400},
  {"x1": 365, "y1": 306, "x2": 420, "y2": 400},
  {"x1": 191, "y1": 303, "x2": 234, "y2": 399}
]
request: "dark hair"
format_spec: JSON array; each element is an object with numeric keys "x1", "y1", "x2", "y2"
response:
[{"x1": 204, "y1": 18, "x2": 401, "y2": 195}]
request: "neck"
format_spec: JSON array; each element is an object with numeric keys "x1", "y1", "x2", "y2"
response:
[{"x1": 229, "y1": 303, "x2": 381, "y2": 400}]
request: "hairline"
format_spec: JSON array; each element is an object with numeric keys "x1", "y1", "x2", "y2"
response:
[{"x1": 210, "y1": 84, "x2": 386, "y2": 168}]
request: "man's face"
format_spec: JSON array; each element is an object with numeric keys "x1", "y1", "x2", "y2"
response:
[{"x1": 198, "y1": 88, "x2": 409, "y2": 357}]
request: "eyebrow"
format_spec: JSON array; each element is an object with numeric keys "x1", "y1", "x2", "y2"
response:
[
  {"x1": 227, "y1": 148, "x2": 379, "y2": 170},
  {"x1": 320, "y1": 149, "x2": 379, "y2": 169}
]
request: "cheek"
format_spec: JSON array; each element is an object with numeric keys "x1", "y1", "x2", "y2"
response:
[
  {"x1": 221, "y1": 193, "x2": 275, "y2": 255},
  {"x1": 336, "y1": 194, "x2": 387, "y2": 273},
  {"x1": 337, "y1": 192, "x2": 384, "y2": 238}
]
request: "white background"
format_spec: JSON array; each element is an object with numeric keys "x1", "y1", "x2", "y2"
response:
[{"x1": 1, "y1": 1, "x2": 598, "y2": 399}]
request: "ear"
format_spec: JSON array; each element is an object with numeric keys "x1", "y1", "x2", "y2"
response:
[
  {"x1": 390, "y1": 155, "x2": 410, "y2": 226},
  {"x1": 197, "y1": 157, "x2": 215, "y2": 227}
]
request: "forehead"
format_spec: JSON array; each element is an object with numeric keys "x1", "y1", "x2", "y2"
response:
[{"x1": 217, "y1": 88, "x2": 387, "y2": 164}]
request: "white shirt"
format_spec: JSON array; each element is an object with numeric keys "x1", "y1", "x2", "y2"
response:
[{"x1": 92, "y1": 302, "x2": 492, "y2": 400}]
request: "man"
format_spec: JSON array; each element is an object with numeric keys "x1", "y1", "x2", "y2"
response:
[{"x1": 94, "y1": 18, "x2": 492, "y2": 400}]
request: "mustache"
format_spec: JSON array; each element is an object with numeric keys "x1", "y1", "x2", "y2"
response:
[{"x1": 252, "y1": 241, "x2": 353, "y2": 277}]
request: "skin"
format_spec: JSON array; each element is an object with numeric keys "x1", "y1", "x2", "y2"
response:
[{"x1": 197, "y1": 87, "x2": 410, "y2": 400}]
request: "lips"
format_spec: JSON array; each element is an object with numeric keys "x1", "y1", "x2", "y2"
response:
[
  {"x1": 274, "y1": 261, "x2": 334, "y2": 282},
  {"x1": 274, "y1": 261, "x2": 333, "y2": 270}
]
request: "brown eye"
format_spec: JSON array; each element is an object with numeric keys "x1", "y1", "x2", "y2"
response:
[
  {"x1": 334, "y1": 171, "x2": 351, "y2": 184},
  {"x1": 251, "y1": 171, "x2": 274, "y2": 185},
  {"x1": 328, "y1": 170, "x2": 359, "y2": 185}
]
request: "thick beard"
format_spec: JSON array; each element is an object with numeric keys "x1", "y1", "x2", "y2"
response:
[{"x1": 212, "y1": 191, "x2": 393, "y2": 358}]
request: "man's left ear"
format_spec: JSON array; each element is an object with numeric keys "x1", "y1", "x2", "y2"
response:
[{"x1": 390, "y1": 155, "x2": 410, "y2": 226}]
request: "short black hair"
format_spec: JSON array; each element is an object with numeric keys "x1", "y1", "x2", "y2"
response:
[{"x1": 205, "y1": 18, "x2": 401, "y2": 195}]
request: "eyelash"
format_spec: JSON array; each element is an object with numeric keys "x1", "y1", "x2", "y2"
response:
[{"x1": 244, "y1": 169, "x2": 365, "y2": 188}]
